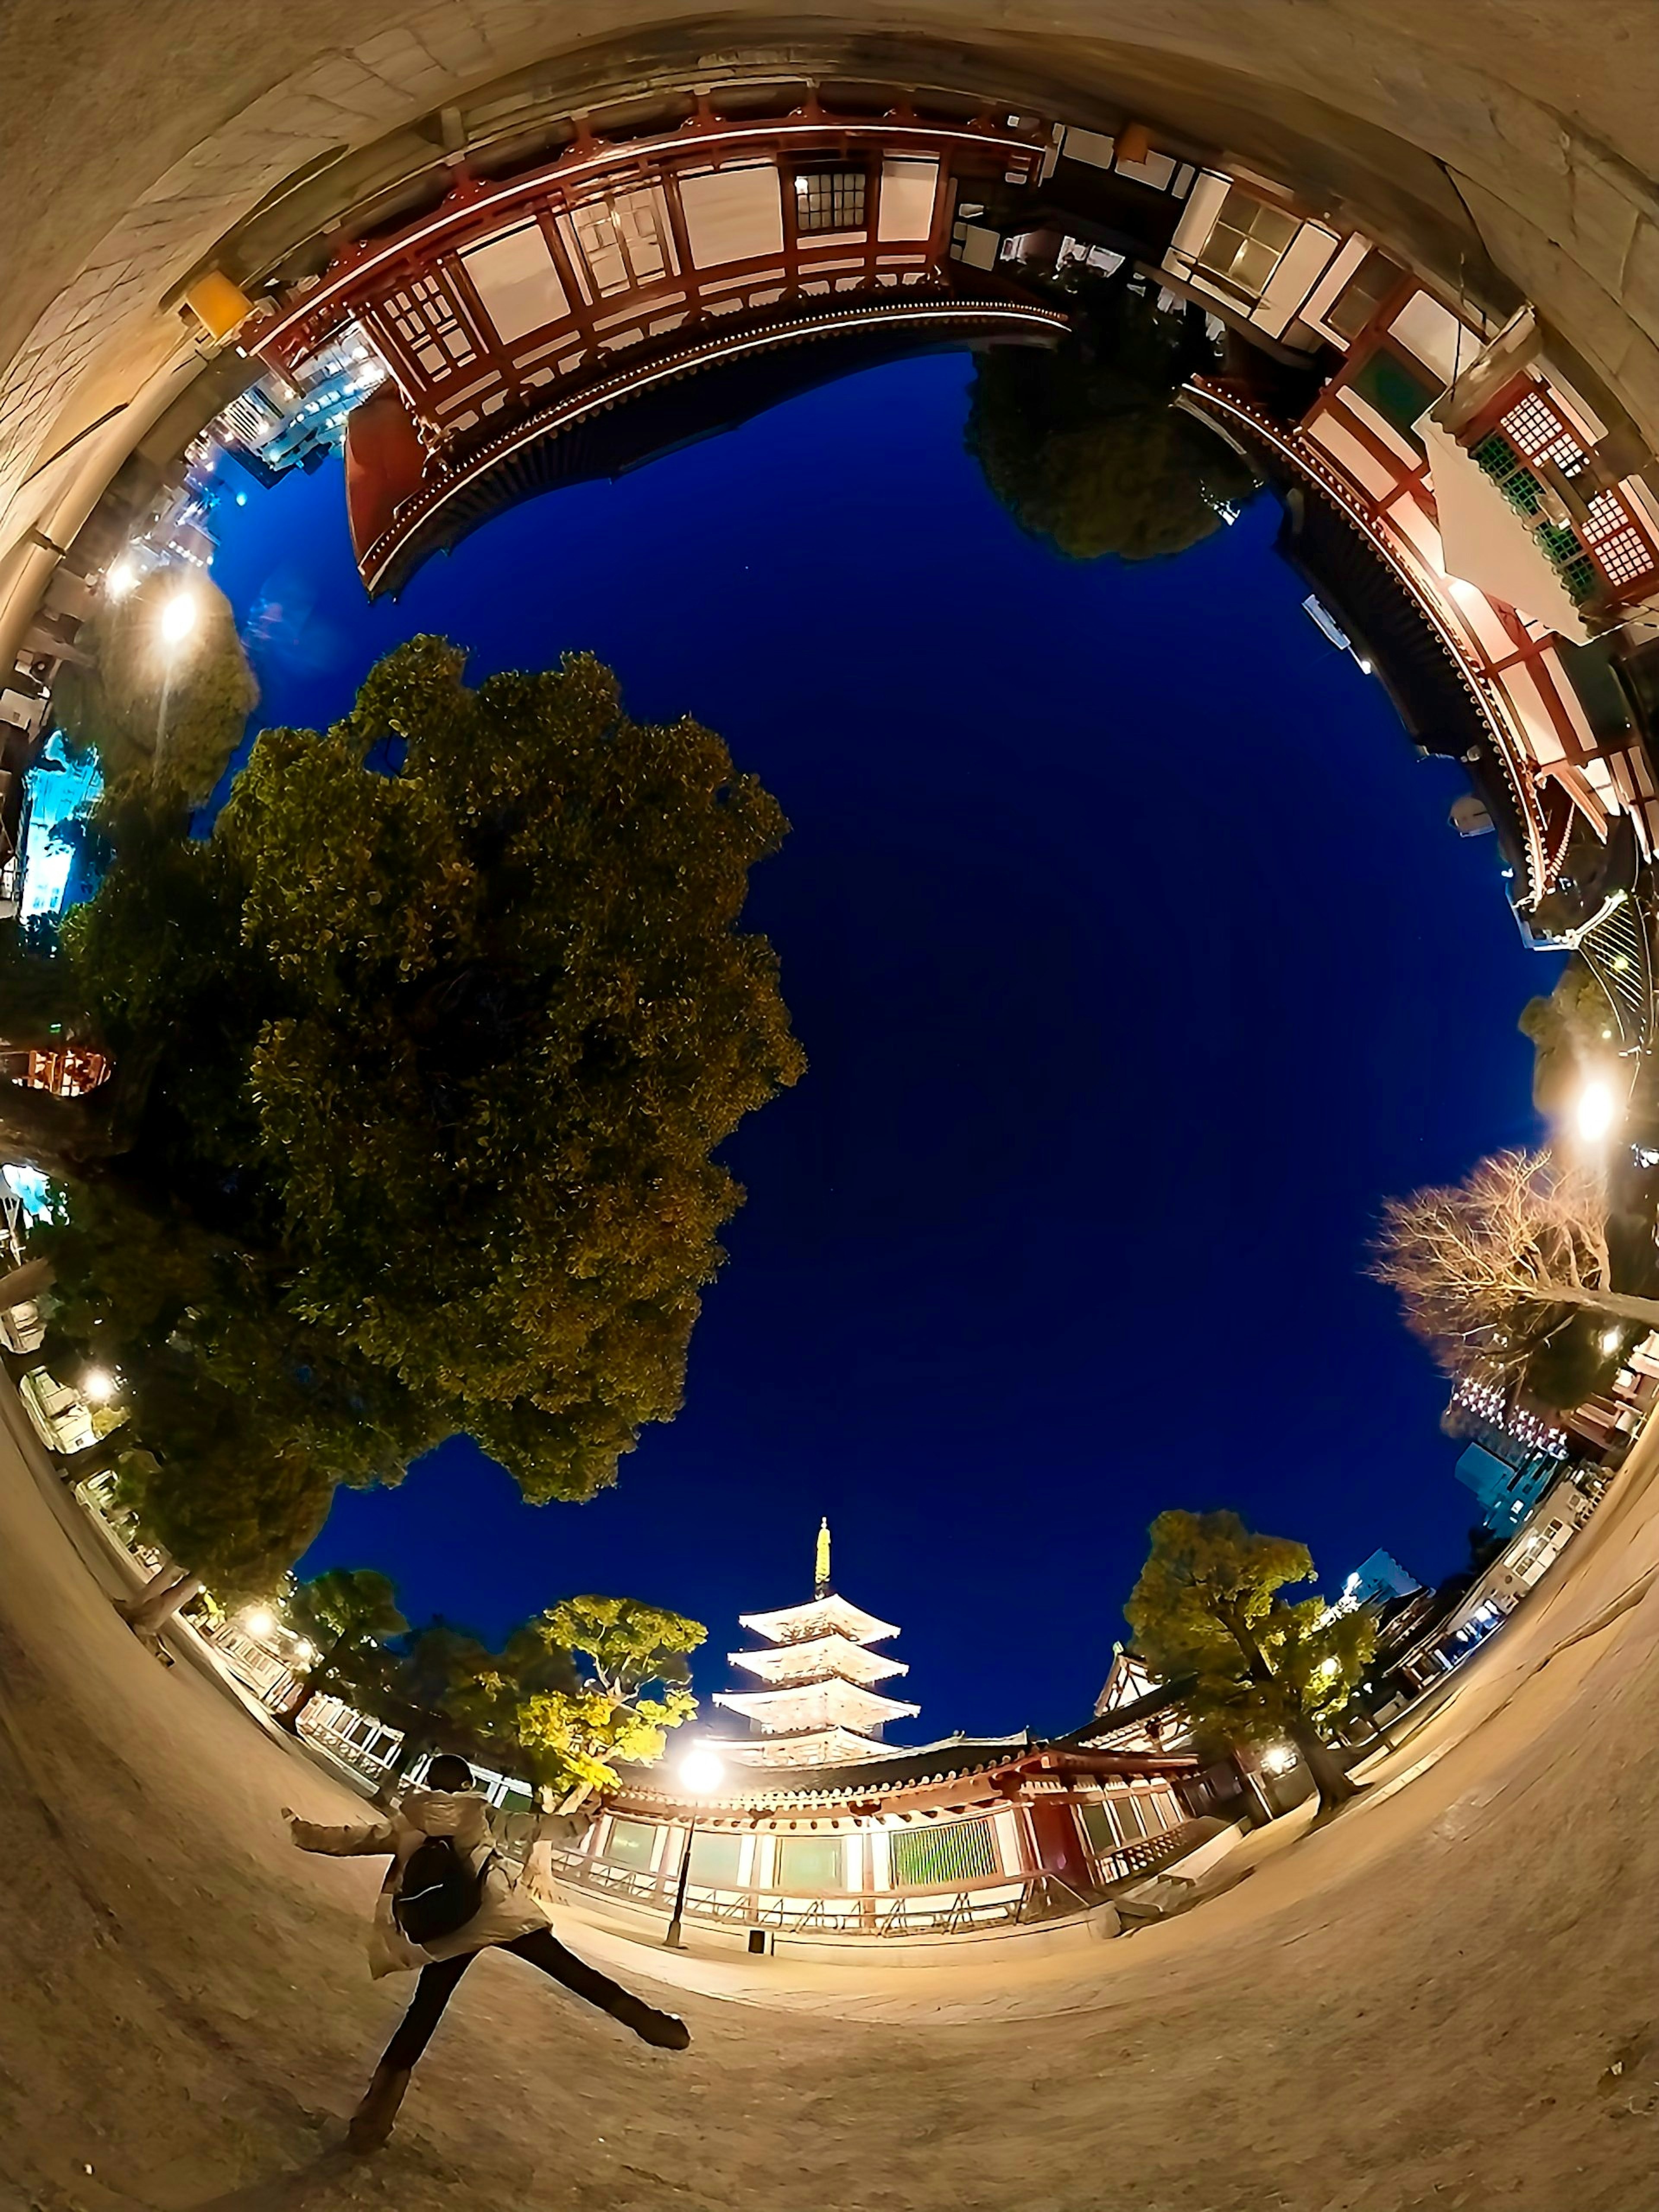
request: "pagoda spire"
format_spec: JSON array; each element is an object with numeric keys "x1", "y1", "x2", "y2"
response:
[{"x1": 714, "y1": 1527, "x2": 920, "y2": 1768}]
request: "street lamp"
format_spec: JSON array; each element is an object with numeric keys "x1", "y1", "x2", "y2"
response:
[
  {"x1": 81, "y1": 1367, "x2": 116, "y2": 1403},
  {"x1": 664, "y1": 1745, "x2": 725, "y2": 1949},
  {"x1": 159, "y1": 591, "x2": 198, "y2": 651},
  {"x1": 1573, "y1": 1077, "x2": 1619, "y2": 1145},
  {"x1": 244, "y1": 1606, "x2": 276, "y2": 1641}
]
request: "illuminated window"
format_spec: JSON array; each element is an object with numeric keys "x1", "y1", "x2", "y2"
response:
[
  {"x1": 794, "y1": 166, "x2": 867, "y2": 235},
  {"x1": 774, "y1": 1833, "x2": 843, "y2": 1889},
  {"x1": 687, "y1": 1829, "x2": 744, "y2": 1886},
  {"x1": 604, "y1": 1818, "x2": 658, "y2": 1868},
  {"x1": 1196, "y1": 187, "x2": 1298, "y2": 302}
]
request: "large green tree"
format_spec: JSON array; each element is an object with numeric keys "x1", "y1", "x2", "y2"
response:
[
  {"x1": 5, "y1": 639, "x2": 803, "y2": 1602},
  {"x1": 966, "y1": 277, "x2": 1259, "y2": 562},
  {"x1": 1126, "y1": 1510, "x2": 1373, "y2": 1821}
]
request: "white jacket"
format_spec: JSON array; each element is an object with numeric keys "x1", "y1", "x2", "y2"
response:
[{"x1": 290, "y1": 1787, "x2": 594, "y2": 1978}]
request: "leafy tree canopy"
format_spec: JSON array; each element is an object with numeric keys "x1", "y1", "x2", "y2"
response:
[
  {"x1": 966, "y1": 276, "x2": 1260, "y2": 562},
  {"x1": 353, "y1": 1595, "x2": 705, "y2": 1796},
  {"x1": 1126, "y1": 1509, "x2": 1372, "y2": 1816},
  {"x1": 6, "y1": 639, "x2": 803, "y2": 1583}
]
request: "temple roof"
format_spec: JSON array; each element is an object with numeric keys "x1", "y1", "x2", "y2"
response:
[
  {"x1": 728, "y1": 1632, "x2": 907, "y2": 1688},
  {"x1": 739, "y1": 1593, "x2": 900, "y2": 1646},
  {"x1": 714, "y1": 1678, "x2": 920, "y2": 1735}
]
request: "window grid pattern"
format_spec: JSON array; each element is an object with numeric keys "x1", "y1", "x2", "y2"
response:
[
  {"x1": 383, "y1": 274, "x2": 476, "y2": 377},
  {"x1": 1197, "y1": 188, "x2": 1298, "y2": 300},
  {"x1": 604, "y1": 1818, "x2": 658, "y2": 1869},
  {"x1": 1583, "y1": 491, "x2": 1659, "y2": 591},
  {"x1": 795, "y1": 168, "x2": 867, "y2": 235},
  {"x1": 1500, "y1": 391, "x2": 1592, "y2": 480},
  {"x1": 888, "y1": 1816, "x2": 997, "y2": 1888}
]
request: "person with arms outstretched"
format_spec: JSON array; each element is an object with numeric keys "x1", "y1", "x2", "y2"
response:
[{"x1": 286, "y1": 1753, "x2": 689, "y2": 2152}]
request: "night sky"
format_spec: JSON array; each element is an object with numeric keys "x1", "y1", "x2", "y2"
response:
[{"x1": 206, "y1": 351, "x2": 1554, "y2": 1743}]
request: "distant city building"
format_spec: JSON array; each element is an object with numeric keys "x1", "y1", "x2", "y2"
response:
[
  {"x1": 1456, "y1": 1441, "x2": 1557, "y2": 1532},
  {"x1": 1391, "y1": 1476, "x2": 1598, "y2": 1694},
  {"x1": 212, "y1": 328, "x2": 387, "y2": 486},
  {"x1": 1334, "y1": 1549, "x2": 1422, "y2": 1612}
]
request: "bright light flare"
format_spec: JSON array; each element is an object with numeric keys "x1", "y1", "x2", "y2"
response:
[
  {"x1": 159, "y1": 591, "x2": 198, "y2": 648},
  {"x1": 81, "y1": 1367, "x2": 116, "y2": 1403},
  {"x1": 105, "y1": 556, "x2": 140, "y2": 601},
  {"x1": 1262, "y1": 1744, "x2": 1297, "y2": 1775},
  {"x1": 1601, "y1": 1327, "x2": 1624, "y2": 1354},
  {"x1": 1574, "y1": 1080, "x2": 1619, "y2": 1144},
  {"x1": 244, "y1": 1607, "x2": 276, "y2": 1640},
  {"x1": 678, "y1": 1746, "x2": 725, "y2": 1796},
  {"x1": 1318, "y1": 1656, "x2": 1341, "y2": 1678},
  {"x1": 293, "y1": 1640, "x2": 316, "y2": 1666}
]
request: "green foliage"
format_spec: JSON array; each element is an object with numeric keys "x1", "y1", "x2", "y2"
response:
[
  {"x1": 966, "y1": 280, "x2": 1259, "y2": 562},
  {"x1": 2, "y1": 639, "x2": 802, "y2": 1583},
  {"x1": 285, "y1": 1567, "x2": 409, "y2": 1698},
  {"x1": 355, "y1": 1595, "x2": 705, "y2": 1795},
  {"x1": 1518, "y1": 960, "x2": 1621, "y2": 1121},
  {"x1": 52, "y1": 571, "x2": 257, "y2": 809},
  {"x1": 1126, "y1": 1510, "x2": 1374, "y2": 1762}
]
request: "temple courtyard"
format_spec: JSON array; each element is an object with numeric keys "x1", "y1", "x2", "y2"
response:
[{"x1": 3, "y1": 1359, "x2": 1657, "y2": 2212}]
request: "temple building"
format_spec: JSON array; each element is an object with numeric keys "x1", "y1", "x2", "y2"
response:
[{"x1": 712, "y1": 1520, "x2": 920, "y2": 1767}]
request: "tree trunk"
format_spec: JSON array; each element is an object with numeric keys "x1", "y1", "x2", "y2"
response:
[
  {"x1": 278, "y1": 1680, "x2": 321, "y2": 1733},
  {"x1": 1288, "y1": 1719, "x2": 1359, "y2": 1822},
  {"x1": 0, "y1": 1256, "x2": 54, "y2": 1309},
  {"x1": 1522, "y1": 1281, "x2": 1659, "y2": 1328},
  {"x1": 117, "y1": 1564, "x2": 202, "y2": 1637}
]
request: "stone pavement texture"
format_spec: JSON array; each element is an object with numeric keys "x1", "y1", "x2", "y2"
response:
[
  {"x1": 2, "y1": 1364, "x2": 1658, "y2": 2207},
  {"x1": 0, "y1": 0, "x2": 1656, "y2": 549}
]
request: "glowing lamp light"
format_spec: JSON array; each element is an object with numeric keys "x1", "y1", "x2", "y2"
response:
[
  {"x1": 244, "y1": 1607, "x2": 276, "y2": 1640},
  {"x1": 159, "y1": 591, "x2": 198, "y2": 648},
  {"x1": 1574, "y1": 1080, "x2": 1619, "y2": 1144},
  {"x1": 81, "y1": 1367, "x2": 116, "y2": 1403},
  {"x1": 293, "y1": 1640, "x2": 316, "y2": 1666},
  {"x1": 678, "y1": 1746, "x2": 725, "y2": 1797},
  {"x1": 1318, "y1": 1656, "x2": 1341, "y2": 1678},
  {"x1": 105, "y1": 556, "x2": 140, "y2": 601},
  {"x1": 1601, "y1": 1327, "x2": 1624, "y2": 1354},
  {"x1": 1262, "y1": 1745, "x2": 1297, "y2": 1776}
]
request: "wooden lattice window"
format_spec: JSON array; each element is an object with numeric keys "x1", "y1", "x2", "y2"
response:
[
  {"x1": 382, "y1": 274, "x2": 476, "y2": 378},
  {"x1": 888, "y1": 1816, "x2": 997, "y2": 1888},
  {"x1": 793, "y1": 165, "x2": 867, "y2": 235}
]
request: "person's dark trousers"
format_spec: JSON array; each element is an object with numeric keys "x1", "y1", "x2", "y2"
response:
[{"x1": 381, "y1": 1929, "x2": 641, "y2": 2070}]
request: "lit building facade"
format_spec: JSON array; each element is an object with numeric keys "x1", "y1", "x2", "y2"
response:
[{"x1": 250, "y1": 96, "x2": 1065, "y2": 595}]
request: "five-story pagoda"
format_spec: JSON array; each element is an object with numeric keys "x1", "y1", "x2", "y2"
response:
[{"x1": 714, "y1": 1521, "x2": 920, "y2": 1767}]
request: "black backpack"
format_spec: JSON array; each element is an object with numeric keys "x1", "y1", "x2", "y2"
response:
[{"x1": 393, "y1": 1835, "x2": 491, "y2": 1945}]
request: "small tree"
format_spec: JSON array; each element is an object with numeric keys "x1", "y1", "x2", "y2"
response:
[
  {"x1": 1126, "y1": 1510, "x2": 1373, "y2": 1821},
  {"x1": 439, "y1": 1597, "x2": 705, "y2": 1797},
  {"x1": 966, "y1": 277, "x2": 1259, "y2": 562},
  {"x1": 280, "y1": 1567, "x2": 408, "y2": 1731},
  {"x1": 1374, "y1": 1148, "x2": 1659, "y2": 1393}
]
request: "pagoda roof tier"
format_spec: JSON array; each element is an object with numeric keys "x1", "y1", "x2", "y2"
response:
[
  {"x1": 719, "y1": 1724, "x2": 904, "y2": 1768},
  {"x1": 728, "y1": 1633, "x2": 908, "y2": 1688},
  {"x1": 714, "y1": 1678, "x2": 920, "y2": 1735},
  {"x1": 738, "y1": 1593, "x2": 899, "y2": 1647}
]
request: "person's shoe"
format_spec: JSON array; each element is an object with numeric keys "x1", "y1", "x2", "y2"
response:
[
  {"x1": 610, "y1": 1994, "x2": 691, "y2": 2050},
  {"x1": 346, "y1": 2063, "x2": 412, "y2": 2153}
]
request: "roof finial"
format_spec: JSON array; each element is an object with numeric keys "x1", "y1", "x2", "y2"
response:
[{"x1": 814, "y1": 1515, "x2": 831, "y2": 1599}]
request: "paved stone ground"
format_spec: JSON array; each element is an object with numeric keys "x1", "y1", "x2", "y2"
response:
[
  {"x1": 2, "y1": 1361, "x2": 1657, "y2": 2210},
  {"x1": 0, "y1": 1, "x2": 1656, "y2": 552}
]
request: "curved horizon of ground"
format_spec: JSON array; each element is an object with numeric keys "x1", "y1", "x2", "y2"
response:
[{"x1": 4, "y1": 1316, "x2": 1658, "y2": 2206}]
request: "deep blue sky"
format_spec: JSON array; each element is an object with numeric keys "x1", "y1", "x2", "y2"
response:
[{"x1": 206, "y1": 352, "x2": 1553, "y2": 1742}]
